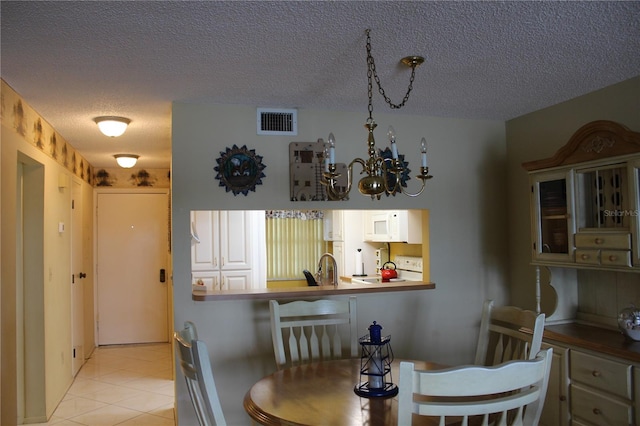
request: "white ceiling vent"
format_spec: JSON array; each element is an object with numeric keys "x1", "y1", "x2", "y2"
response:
[{"x1": 257, "y1": 108, "x2": 297, "y2": 135}]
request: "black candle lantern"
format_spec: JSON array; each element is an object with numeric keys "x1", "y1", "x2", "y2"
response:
[{"x1": 354, "y1": 321, "x2": 398, "y2": 398}]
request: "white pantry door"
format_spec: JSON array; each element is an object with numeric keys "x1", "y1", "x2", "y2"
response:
[
  {"x1": 97, "y1": 192, "x2": 169, "y2": 345},
  {"x1": 71, "y1": 180, "x2": 84, "y2": 374}
]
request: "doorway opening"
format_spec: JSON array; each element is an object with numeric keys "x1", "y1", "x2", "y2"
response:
[{"x1": 17, "y1": 153, "x2": 46, "y2": 423}]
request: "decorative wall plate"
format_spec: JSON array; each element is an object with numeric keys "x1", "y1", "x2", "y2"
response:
[
  {"x1": 288, "y1": 141, "x2": 348, "y2": 201},
  {"x1": 214, "y1": 145, "x2": 266, "y2": 196}
]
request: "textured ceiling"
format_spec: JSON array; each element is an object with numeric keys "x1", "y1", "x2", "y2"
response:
[{"x1": 2, "y1": 1, "x2": 639, "y2": 168}]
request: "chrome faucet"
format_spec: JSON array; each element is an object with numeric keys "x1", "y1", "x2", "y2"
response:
[{"x1": 316, "y1": 252, "x2": 338, "y2": 287}]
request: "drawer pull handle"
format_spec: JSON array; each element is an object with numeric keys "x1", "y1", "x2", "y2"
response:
[
  {"x1": 593, "y1": 408, "x2": 602, "y2": 415},
  {"x1": 581, "y1": 254, "x2": 589, "y2": 260},
  {"x1": 609, "y1": 255, "x2": 617, "y2": 261},
  {"x1": 592, "y1": 370, "x2": 601, "y2": 377},
  {"x1": 559, "y1": 395, "x2": 566, "y2": 401},
  {"x1": 595, "y1": 238, "x2": 604, "y2": 244}
]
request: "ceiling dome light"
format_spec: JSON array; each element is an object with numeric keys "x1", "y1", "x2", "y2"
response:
[
  {"x1": 114, "y1": 154, "x2": 139, "y2": 168},
  {"x1": 94, "y1": 116, "x2": 131, "y2": 137}
]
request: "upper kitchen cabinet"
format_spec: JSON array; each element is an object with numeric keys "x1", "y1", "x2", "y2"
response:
[
  {"x1": 323, "y1": 210, "x2": 344, "y2": 241},
  {"x1": 523, "y1": 121, "x2": 640, "y2": 271},
  {"x1": 190, "y1": 210, "x2": 266, "y2": 290},
  {"x1": 363, "y1": 210, "x2": 422, "y2": 244}
]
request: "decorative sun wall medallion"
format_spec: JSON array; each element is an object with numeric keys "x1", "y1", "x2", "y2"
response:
[{"x1": 215, "y1": 145, "x2": 266, "y2": 196}]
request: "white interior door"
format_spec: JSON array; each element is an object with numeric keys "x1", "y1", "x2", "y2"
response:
[
  {"x1": 97, "y1": 191, "x2": 169, "y2": 345},
  {"x1": 71, "y1": 179, "x2": 84, "y2": 374}
]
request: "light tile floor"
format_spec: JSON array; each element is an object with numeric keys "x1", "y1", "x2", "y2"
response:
[{"x1": 33, "y1": 343, "x2": 175, "y2": 426}]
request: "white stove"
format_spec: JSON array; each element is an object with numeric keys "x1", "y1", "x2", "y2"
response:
[
  {"x1": 394, "y1": 255, "x2": 423, "y2": 281},
  {"x1": 351, "y1": 255, "x2": 423, "y2": 285}
]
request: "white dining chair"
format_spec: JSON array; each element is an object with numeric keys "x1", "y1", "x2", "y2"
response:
[
  {"x1": 398, "y1": 348, "x2": 553, "y2": 426},
  {"x1": 269, "y1": 296, "x2": 358, "y2": 370},
  {"x1": 474, "y1": 299, "x2": 546, "y2": 366},
  {"x1": 174, "y1": 321, "x2": 227, "y2": 426}
]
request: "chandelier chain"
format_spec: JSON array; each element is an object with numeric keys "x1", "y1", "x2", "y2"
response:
[{"x1": 366, "y1": 30, "x2": 417, "y2": 114}]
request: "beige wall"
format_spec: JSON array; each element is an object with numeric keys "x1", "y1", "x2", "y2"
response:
[
  {"x1": 1, "y1": 83, "x2": 96, "y2": 424},
  {"x1": 506, "y1": 76, "x2": 640, "y2": 319},
  {"x1": 172, "y1": 103, "x2": 507, "y2": 424},
  {"x1": 7, "y1": 73, "x2": 635, "y2": 424}
]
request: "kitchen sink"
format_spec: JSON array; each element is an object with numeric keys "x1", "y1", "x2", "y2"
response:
[
  {"x1": 351, "y1": 277, "x2": 381, "y2": 284},
  {"x1": 351, "y1": 277, "x2": 408, "y2": 284}
]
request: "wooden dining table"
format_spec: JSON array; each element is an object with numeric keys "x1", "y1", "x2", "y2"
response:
[{"x1": 243, "y1": 357, "x2": 444, "y2": 426}]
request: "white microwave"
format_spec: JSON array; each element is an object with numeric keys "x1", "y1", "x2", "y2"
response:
[
  {"x1": 364, "y1": 210, "x2": 403, "y2": 242},
  {"x1": 363, "y1": 210, "x2": 422, "y2": 243}
]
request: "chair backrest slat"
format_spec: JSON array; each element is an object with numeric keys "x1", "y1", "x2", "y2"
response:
[
  {"x1": 475, "y1": 299, "x2": 545, "y2": 366},
  {"x1": 270, "y1": 297, "x2": 358, "y2": 370},
  {"x1": 174, "y1": 321, "x2": 227, "y2": 426},
  {"x1": 398, "y1": 348, "x2": 553, "y2": 426}
]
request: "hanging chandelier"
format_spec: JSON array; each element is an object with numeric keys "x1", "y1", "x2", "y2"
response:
[{"x1": 321, "y1": 30, "x2": 432, "y2": 200}]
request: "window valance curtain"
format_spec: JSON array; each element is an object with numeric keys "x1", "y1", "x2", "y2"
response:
[{"x1": 265, "y1": 210, "x2": 324, "y2": 220}]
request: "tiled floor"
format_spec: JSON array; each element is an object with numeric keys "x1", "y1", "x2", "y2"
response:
[{"x1": 33, "y1": 343, "x2": 175, "y2": 426}]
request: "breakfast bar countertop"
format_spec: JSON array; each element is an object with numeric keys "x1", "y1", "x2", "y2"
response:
[
  {"x1": 192, "y1": 279, "x2": 435, "y2": 301},
  {"x1": 544, "y1": 322, "x2": 640, "y2": 363}
]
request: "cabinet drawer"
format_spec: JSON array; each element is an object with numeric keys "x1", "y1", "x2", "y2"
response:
[
  {"x1": 575, "y1": 249, "x2": 600, "y2": 265},
  {"x1": 600, "y1": 249, "x2": 631, "y2": 267},
  {"x1": 574, "y1": 232, "x2": 631, "y2": 250},
  {"x1": 570, "y1": 384, "x2": 633, "y2": 426},
  {"x1": 570, "y1": 351, "x2": 632, "y2": 398}
]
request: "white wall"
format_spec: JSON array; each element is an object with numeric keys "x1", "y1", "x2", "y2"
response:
[
  {"x1": 506, "y1": 76, "x2": 640, "y2": 316},
  {"x1": 172, "y1": 103, "x2": 507, "y2": 424}
]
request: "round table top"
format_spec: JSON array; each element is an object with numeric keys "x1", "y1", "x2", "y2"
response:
[{"x1": 243, "y1": 357, "x2": 439, "y2": 426}]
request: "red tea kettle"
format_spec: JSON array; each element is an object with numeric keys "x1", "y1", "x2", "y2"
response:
[{"x1": 380, "y1": 261, "x2": 398, "y2": 281}]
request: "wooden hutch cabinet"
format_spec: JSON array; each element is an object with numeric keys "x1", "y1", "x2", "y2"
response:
[
  {"x1": 523, "y1": 120, "x2": 640, "y2": 272},
  {"x1": 523, "y1": 121, "x2": 640, "y2": 425}
]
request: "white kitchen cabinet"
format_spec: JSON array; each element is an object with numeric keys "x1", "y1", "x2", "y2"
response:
[
  {"x1": 191, "y1": 210, "x2": 219, "y2": 271},
  {"x1": 191, "y1": 210, "x2": 266, "y2": 290},
  {"x1": 523, "y1": 120, "x2": 640, "y2": 272},
  {"x1": 218, "y1": 210, "x2": 253, "y2": 270},
  {"x1": 363, "y1": 209, "x2": 422, "y2": 243},
  {"x1": 192, "y1": 270, "x2": 253, "y2": 291},
  {"x1": 323, "y1": 210, "x2": 344, "y2": 241}
]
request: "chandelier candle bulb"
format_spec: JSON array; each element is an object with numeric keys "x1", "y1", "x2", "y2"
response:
[
  {"x1": 328, "y1": 133, "x2": 336, "y2": 164},
  {"x1": 420, "y1": 137, "x2": 428, "y2": 167},
  {"x1": 388, "y1": 126, "x2": 399, "y2": 159}
]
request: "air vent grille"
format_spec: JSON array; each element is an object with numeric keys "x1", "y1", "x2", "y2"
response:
[{"x1": 257, "y1": 108, "x2": 297, "y2": 135}]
